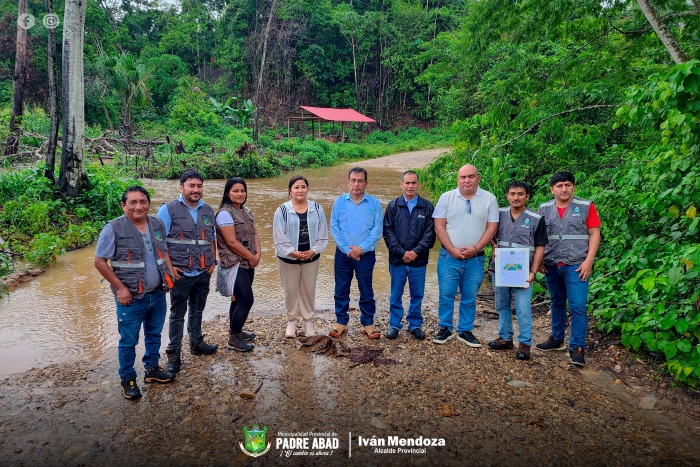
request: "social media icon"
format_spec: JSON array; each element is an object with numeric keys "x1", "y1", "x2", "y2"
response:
[
  {"x1": 17, "y1": 13, "x2": 36, "y2": 30},
  {"x1": 43, "y1": 14, "x2": 60, "y2": 29}
]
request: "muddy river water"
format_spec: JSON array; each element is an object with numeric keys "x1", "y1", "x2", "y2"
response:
[{"x1": 0, "y1": 163, "x2": 440, "y2": 376}]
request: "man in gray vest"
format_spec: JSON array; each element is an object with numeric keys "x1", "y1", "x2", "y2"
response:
[
  {"x1": 432, "y1": 164, "x2": 499, "y2": 347},
  {"x1": 488, "y1": 181, "x2": 548, "y2": 360},
  {"x1": 157, "y1": 170, "x2": 218, "y2": 373},
  {"x1": 94, "y1": 186, "x2": 177, "y2": 400},
  {"x1": 535, "y1": 171, "x2": 601, "y2": 366}
]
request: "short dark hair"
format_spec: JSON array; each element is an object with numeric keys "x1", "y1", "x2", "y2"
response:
[
  {"x1": 180, "y1": 169, "x2": 204, "y2": 185},
  {"x1": 348, "y1": 167, "x2": 367, "y2": 181},
  {"x1": 550, "y1": 171, "x2": 575, "y2": 187},
  {"x1": 401, "y1": 170, "x2": 419, "y2": 182},
  {"x1": 220, "y1": 177, "x2": 248, "y2": 208},
  {"x1": 288, "y1": 175, "x2": 309, "y2": 192},
  {"x1": 121, "y1": 185, "x2": 150, "y2": 204},
  {"x1": 506, "y1": 180, "x2": 530, "y2": 195}
]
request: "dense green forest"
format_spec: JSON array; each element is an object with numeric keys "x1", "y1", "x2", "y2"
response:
[{"x1": 0, "y1": 0, "x2": 699, "y2": 384}]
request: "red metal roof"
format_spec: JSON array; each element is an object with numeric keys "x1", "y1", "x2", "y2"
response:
[{"x1": 299, "y1": 106, "x2": 375, "y2": 123}]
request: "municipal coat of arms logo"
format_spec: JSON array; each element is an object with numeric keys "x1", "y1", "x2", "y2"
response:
[
  {"x1": 239, "y1": 424, "x2": 271, "y2": 457},
  {"x1": 154, "y1": 230, "x2": 163, "y2": 241},
  {"x1": 203, "y1": 215, "x2": 211, "y2": 225}
]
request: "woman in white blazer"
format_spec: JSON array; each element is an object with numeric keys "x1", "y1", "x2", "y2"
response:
[{"x1": 273, "y1": 175, "x2": 329, "y2": 337}]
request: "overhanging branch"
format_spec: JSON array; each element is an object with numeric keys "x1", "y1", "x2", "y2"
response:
[{"x1": 493, "y1": 105, "x2": 615, "y2": 151}]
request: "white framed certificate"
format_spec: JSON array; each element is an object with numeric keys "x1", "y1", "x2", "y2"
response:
[{"x1": 494, "y1": 248, "x2": 530, "y2": 288}]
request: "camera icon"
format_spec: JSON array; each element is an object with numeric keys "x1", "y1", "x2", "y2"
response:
[
  {"x1": 43, "y1": 14, "x2": 60, "y2": 29},
  {"x1": 17, "y1": 13, "x2": 36, "y2": 30}
]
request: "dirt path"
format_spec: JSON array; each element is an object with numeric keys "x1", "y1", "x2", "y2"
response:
[{"x1": 350, "y1": 148, "x2": 450, "y2": 170}]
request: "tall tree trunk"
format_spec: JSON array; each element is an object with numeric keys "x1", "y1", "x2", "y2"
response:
[
  {"x1": 45, "y1": 0, "x2": 59, "y2": 182},
  {"x1": 4, "y1": 0, "x2": 28, "y2": 157},
  {"x1": 59, "y1": 0, "x2": 88, "y2": 197},
  {"x1": 253, "y1": 0, "x2": 277, "y2": 143},
  {"x1": 637, "y1": 0, "x2": 689, "y2": 64}
]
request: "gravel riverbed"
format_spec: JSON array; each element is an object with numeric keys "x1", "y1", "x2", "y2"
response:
[{"x1": 1, "y1": 292, "x2": 699, "y2": 467}]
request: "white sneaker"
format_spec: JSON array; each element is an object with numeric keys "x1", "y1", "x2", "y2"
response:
[
  {"x1": 303, "y1": 320, "x2": 316, "y2": 337},
  {"x1": 285, "y1": 320, "x2": 296, "y2": 338}
]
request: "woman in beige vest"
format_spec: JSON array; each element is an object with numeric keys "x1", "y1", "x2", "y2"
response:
[{"x1": 215, "y1": 177, "x2": 260, "y2": 352}]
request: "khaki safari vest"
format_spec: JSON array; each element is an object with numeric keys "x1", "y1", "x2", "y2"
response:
[
  {"x1": 495, "y1": 207, "x2": 542, "y2": 265},
  {"x1": 216, "y1": 205, "x2": 257, "y2": 269},
  {"x1": 108, "y1": 215, "x2": 174, "y2": 299},
  {"x1": 163, "y1": 199, "x2": 216, "y2": 272},
  {"x1": 539, "y1": 197, "x2": 591, "y2": 266}
]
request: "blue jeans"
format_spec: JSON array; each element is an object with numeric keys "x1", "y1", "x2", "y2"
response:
[
  {"x1": 388, "y1": 264, "x2": 427, "y2": 331},
  {"x1": 545, "y1": 263, "x2": 589, "y2": 349},
  {"x1": 115, "y1": 290, "x2": 167, "y2": 381},
  {"x1": 437, "y1": 247, "x2": 485, "y2": 332},
  {"x1": 168, "y1": 271, "x2": 211, "y2": 351},
  {"x1": 334, "y1": 248, "x2": 376, "y2": 326},
  {"x1": 493, "y1": 276, "x2": 533, "y2": 346}
]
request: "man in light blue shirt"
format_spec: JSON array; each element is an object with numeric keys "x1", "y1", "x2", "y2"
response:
[{"x1": 329, "y1": 167, "x2": 383, "y2": 339}]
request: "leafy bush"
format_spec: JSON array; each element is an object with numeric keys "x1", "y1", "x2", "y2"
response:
[
  {"x1": 0, "y1": 162, "x2": 138, "y2": 268},
  {"x1": 588, "y1": 61, "x2": 700, "y2": 384}
]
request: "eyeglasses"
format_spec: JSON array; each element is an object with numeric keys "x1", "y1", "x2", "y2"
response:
[{"x1": 465, "y1": 199, "x2": 472, "y2": 214}]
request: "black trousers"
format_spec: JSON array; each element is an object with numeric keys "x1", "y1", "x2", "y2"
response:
[{"x1": 229, "y1": 267, "x2": 255, "y2": 334}]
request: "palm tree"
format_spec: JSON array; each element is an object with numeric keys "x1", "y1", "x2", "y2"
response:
[{"x1": 99, "y1": 53, "x2": 150, "y2": 153}]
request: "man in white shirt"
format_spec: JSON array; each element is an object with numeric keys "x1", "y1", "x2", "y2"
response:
[{"x1": 432, "y1": 164, "x2": 499, "y2": 347}]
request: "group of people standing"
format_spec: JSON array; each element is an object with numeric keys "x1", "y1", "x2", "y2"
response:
[{"x1": 94, "y1": 165, "x2": 600, "y2": 401}]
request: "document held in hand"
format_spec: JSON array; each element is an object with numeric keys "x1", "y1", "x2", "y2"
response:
[{"x1": 494, "y1": 248, "x2": 530, "y2": 288}]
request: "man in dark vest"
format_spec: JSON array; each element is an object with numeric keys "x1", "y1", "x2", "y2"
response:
[
  {"x1": 157, "y1": 170, "x2": 218, "y2": 373},
  {"x1": 382, "y1": 170, "x2": 435, "y2": 340},
  {"x1": 488, "y1": 181, "x2": 548, "y2": 361},
  {"x1": 536, "y1": 171, "x2": 601, "y2": 366},
  {"x1": 94, "y1": 186, "x2": 177, "y2": 400}
]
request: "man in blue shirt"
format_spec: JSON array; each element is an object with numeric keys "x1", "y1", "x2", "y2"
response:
[
  {"x1": 329, "y1": 167, "x2": 383, "y2": 339},
  {"x1": 157, "y1": 170, "x2": 218, "y2": 373}
]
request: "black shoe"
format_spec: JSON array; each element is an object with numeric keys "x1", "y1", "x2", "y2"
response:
[
  {"x1": 241, "y1": 331, "x2": 256, "y2": 341},
  {"x1": 190, "y1": 337, "x2": 218, "y2": 356},
  {"x1": 165, "y1": 349, "x2": 181, "y2": 373},
  {"x1": 569, "y1": 347, "x2": 585, "y2": 367},
  {"x1": 121, "y1": 379, "x2": 142, "y2": 400},
  {"x1": 410, "y1": 328, "x2": 426, "y2": 340},
  {"x1": 457, "y1": 331, "x2": 482, "y2": 348},
  {"x1": 227, "y1": 333, "x2": 254, "y2": 352},
  {"x1": 144, "y1": 366, "x2": 176, "y2": 384},
  {"x1": 536, "y1": 336, "x2": 566, "y2": 351},
  {"x1": 433, "y1": 327, "x2": 454, "y2": 344},
  {"x1": 385, "y1": 327, "x2": 399, "y2": 339}
]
